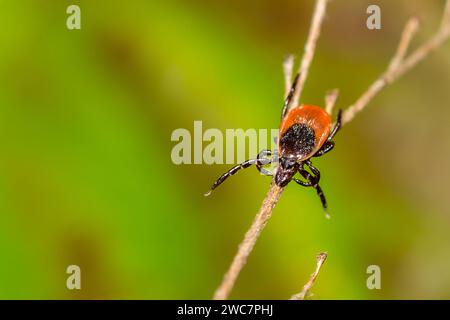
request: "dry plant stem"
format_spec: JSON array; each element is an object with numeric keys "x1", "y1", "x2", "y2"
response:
[
  {"x1": 283, "y1": 55, "x2": 295, "y2": 97},
  {"x1": 290, "y1": 252, "x2": 328, "y2": 300},
  {"x1": 342, "y1": 2, "x2": 450, "y2": 125},
  {"x1": 388, "y1": 17, "x2": 419, "y2": 71},
  {"x1": 213, "y1": 184, "x2": 284, "y2": 300},
  {"x1": 325, "y1": 89, "x2": 339, "y2": 114},
  {"x1": 291, "y1": 0, "x2": 329, "y2": 108}
]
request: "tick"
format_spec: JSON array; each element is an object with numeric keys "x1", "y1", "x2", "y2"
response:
[{"x1": 205, "y1": 74, "x2": 342, "y2": 215}]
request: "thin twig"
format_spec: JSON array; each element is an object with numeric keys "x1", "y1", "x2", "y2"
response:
[
  {"x1": 388, "y1": 17, "x2": 419, "y2": 72},
  {"x1": 291, "y1": 0, "x2": 329, "y2": 109},
  {"x1": 325, "y1": 89, "x2": 339, "y2": 114},
  {"x1": 213, "y1": 184, "x2": 284, "y2": 300},
  {"x1": 342, "y1": 3, "x2": 450, "y2": 125},
  {"x1": 290, "y1": 252, "x2": 328, "y2": 300},
  {"x1": 283, "y1": 54, "x2": 295, "y2": 97}
]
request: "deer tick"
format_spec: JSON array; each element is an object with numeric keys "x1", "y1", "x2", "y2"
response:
[{"x1": 205, "y1": 74, "x2": 342, "y2": 216}]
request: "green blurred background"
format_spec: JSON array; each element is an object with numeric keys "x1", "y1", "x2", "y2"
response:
[{"x1": 0, "y1": 0, "x2": 449, "y2": 299}]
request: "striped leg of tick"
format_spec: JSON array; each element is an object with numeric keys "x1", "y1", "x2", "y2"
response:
[
  {"x1": 293, "y1": 168, "x2": 313, "y2": 187},
  {"x1": 328, "y1": 109, "x2": 342, "y2": 140},
  {"x1": 314, "y1": 110, "x2": 340, "y2": 158},
  {"x1": 304, "y1": 160, "x2": 321, "y2": 182},
  {"x1": 313, "y1": 183, "x2": 328, "y2": 210},
  {"x1": 281, "y1": 73, "x2": 300, "y2": 120},
  {"x1": 204, "y1": 159, "x2": 259, "y2": 196},
  {"x1": 299, "y1": 169, "x2": 328, "y2": 212},
  {"x1": 299, "y1": 167, "x2": 319, "y2": 185},
  {"x1": 313, "y1": 141, "x2": 334, "y2": 158},
  {"x1": 293, "y1": 178, "x2": 312, "y2": 187}
]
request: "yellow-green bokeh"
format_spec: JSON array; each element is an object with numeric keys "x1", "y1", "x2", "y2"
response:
[{"x1": 0, "y1": 0, "x2": 449, "y2": 299}]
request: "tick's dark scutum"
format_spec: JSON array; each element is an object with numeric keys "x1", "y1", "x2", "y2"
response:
[{"x1": 279, "y1": 123, "x2": 316, "y2": 157}]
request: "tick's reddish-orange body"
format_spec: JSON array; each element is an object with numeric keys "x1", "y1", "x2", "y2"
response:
[{"x1": 279, "y1": 104, "x2": 332, "y2": 161}]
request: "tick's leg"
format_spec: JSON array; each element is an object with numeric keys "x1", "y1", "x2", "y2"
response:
[
  {"x1": 256, "y1": 149, "x2": 273, "y2": 176},
  {"x1": 313, "y1": 183, "x2": 328, "y2": 211},
  {"x1": 313, "y1": 141, "x2": 334, "y2": 157},
  {"x1": 293, "y1": 177, "x2": 312, "y2": 187},
  {"x1": 204, "y1": 159, "x2": 259, "y2": 196},
  {"x1": 299, "y1": 169, "x2": 328, "y2": 213},
  {"x1": 293, "y1": 165, "x2": 316, "y2": 187},
  {"x1": 313, "y1": 109, "x2": 340, "y2": 158},
  {"x1": 304, "y1": 160, "x2": 320, "y2": 182},
  {"x1": 328, "y1": 109, "x2": 342, "y2": 140},
  {"x1": 281, "y1": 73, "x2": 300, "y2": 120}
]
